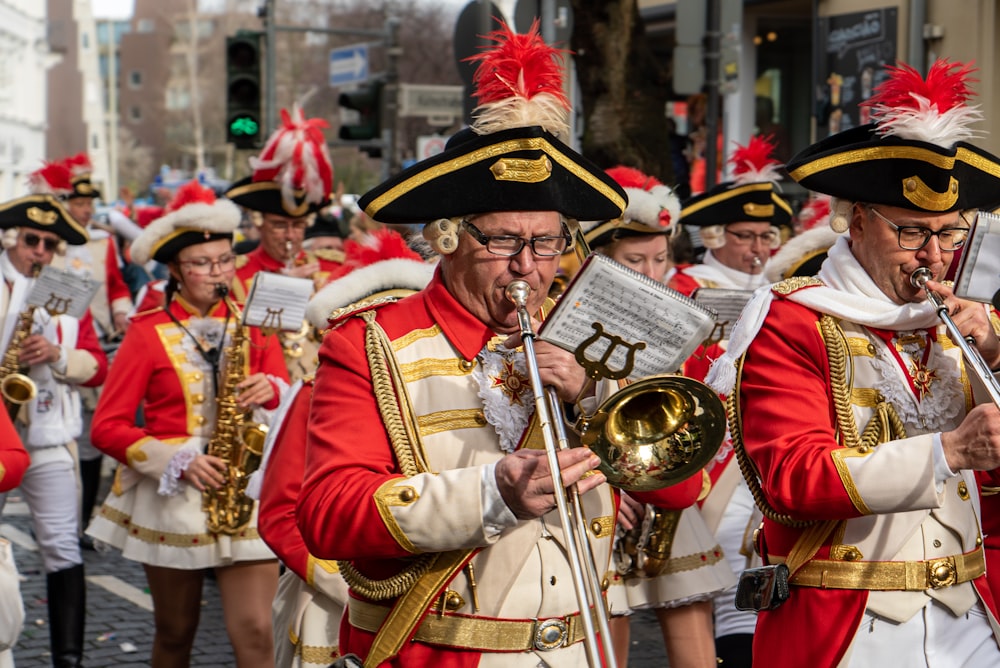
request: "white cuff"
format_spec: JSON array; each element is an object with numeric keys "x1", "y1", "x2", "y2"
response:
[
  {"x1": 932, "y1": 432, "x2": 958, "y2": 489},
  {"x1": 481, "y1": 461, "x2": 518, "y2": 537},
  {"x1": 49, "y1": 345, "x2": 68, "y2": 376},
  {"x1": 158, "y1": 448, "x2": 199, "y2": 496}
]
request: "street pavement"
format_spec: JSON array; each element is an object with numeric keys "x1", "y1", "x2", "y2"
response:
[{"x1": 2, "y1": 476, "x2": 673, "y2": 667}]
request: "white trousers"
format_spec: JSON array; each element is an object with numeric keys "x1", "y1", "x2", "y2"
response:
[
  {"x1": 0, "y1": 454, "x2": 81, "y2": 573},
  {"x1": 846, "y1": 600, "x2": 1000, "y2": 667}
]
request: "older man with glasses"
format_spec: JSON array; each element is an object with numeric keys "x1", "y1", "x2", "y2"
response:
[
  {"x1": 706, "y1": 60, "x2": 1000, "y2": 667},
  {"x1": 0, "y1": 191, "x2": 108, "y2": 668}
]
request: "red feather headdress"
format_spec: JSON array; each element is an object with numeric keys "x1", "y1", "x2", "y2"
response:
[
  {"x1": 604, "y1": 166, "x2": 680, "y2": 232},
  {"x1": 465, "y1": 20, "x2": 569, "y2": 137},
  {"x1": 864, "y1": 60, "x2": 982, "y2": 148},
  {"x1": 730, "y1": 135, "x2": 783, "y2": 186},
  {"x1": 63, "y1": 153, "x2": 94, "y2": 177},
  {"x1": 27, "y1": 162, "x2": 73, "y2": 196},
  {"x1": 166, "y1": 181, "x2": 217, "y2": 212},
  {"x1": 250, "y1": 105, "x2": 334, "y2": 213}
]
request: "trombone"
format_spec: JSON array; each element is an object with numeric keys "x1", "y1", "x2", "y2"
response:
[
  {"x1": 506, "y1": 280, "x2": 617, "y2": 667},
  {"x1": 911, "y1": 267, "x2": 1000, "y2": 405}
]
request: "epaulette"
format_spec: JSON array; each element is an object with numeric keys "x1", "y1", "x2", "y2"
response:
[
  {"x1": 328, "y1": 295, "x2": 403, "y2": 330},
  {"x1": 312, "y1": 248, "x2": 346, "y2": 264},
  {"x1": 130, "y1": 306, "x2": 165, "y2": 320},
  {"x1": 234, "y1": 254, "x2": 250, "y2": 270},
  {"x1": 771, "y1": 276, "x2": 823, "y2": 296}
]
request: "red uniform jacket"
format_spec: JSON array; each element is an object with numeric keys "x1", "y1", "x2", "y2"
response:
[
  {"x1": 232, "y1": 246, "x2": 342, "y2": 300},
  {"x1": 0, "y1": 411, "x2": 29, "y2": 491}
]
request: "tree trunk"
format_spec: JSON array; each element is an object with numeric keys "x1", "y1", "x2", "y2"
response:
[{"x1": 570, "y1": 0, "x2": 674, "y2": 185}]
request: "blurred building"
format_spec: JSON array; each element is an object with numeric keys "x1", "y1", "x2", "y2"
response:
[
  {"x1": 46, "y1": 0, "x2": 110, "y2": 194},
  {"x1": 0, "y1": 2, "x2": 52, "y2": 199}
]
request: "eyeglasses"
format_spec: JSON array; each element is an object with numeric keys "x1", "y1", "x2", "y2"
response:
[
  {"x1": 22, "y1": 232, "x2": 60, "y2": 252},
  {"x1": 462, "y1": 219, "x2": 570, "y2": 257},
  {"x1": 867, "y1": 207, "x2": 969, "y2": 252},
  {"x1": 178, "y1": 254, "x2": 237, "y2": 275},
  {"x1": 725, "y1": 229, "x2": 778, "y2": 246}
]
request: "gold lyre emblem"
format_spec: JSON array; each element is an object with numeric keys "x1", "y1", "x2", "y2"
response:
[
  {"x1": 44, "y1": 294, "x2": 72, "y2": 316},
  {"x1": 574, "y1": 322, "x2": 646, "y2": 381},
  {"x1": 259, "y1": 307, "x2": 285, "y2": 336}
]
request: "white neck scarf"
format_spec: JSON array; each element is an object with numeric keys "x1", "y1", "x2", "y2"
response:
[
  {"x1": 682, "y1": 251, "x2": 770, "y2": 290},
  {"x1": 707, "y1": 235, "x2": 939, "y2": 394}
]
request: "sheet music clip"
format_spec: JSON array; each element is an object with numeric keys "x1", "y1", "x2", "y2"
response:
[
  {"x1": 43, "y1": 293, "x2": 73, "y2": 317},
  {"x1": 573, "y1": 322, "x2": 647, "y2": 381},
  {"x1": 695, "y1": 321, "x2": 728, "y2": 358},
  {"x1": 258, "y1": 307, "x2": 286, "y2": 337}
]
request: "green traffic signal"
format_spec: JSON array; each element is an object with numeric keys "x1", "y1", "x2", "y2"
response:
[
  {"x1": 229, "y1": 115, "x2": 260, "y2": 137},
  {"x1": 226, "y1": 34, "x2": 262, "y2": 149}
]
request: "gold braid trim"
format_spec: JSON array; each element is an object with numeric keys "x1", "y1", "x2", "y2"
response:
[
  {"x1": 821, "y1": 315, "x2": 862, "y2": 449},
  {"x1": 336, "y1": 310, "x2": 435, "y2": 600}
]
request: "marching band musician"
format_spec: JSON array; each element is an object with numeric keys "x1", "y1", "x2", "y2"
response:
[
  {"x1": 254, "y1": 228, "x2": 433, "y2": 668},
  {"x1": 296, "y1": 24, "x2": 703, "y2": 667},
  {"x1": 225, "y1": 108, "x2": 344, "y2": 382},
  {"x1": 581, "y1": 166, "x2": 735, "y2": 668},
  {"x1": 0, "y1": 190, "x2": 107, "y2": 668},
  {"x1": 86, "y1": 181, "x2": 289, "y2": 668},
  {"x1": 666, "y1": 135, "x2": 793, "y2": 668},
  {"x1": 706, "y1": 59, "x2": 1000, "y2": 666},
  {"x1": 0, "y1": 411, "x2": 28, "y2": 492}
]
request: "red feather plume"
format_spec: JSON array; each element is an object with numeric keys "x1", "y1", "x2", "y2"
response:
[
  {"x1": 468, "y1": 20, "x2": 568, "y2": 109},
  {"x1": 27, "y1": 162, "x2": 73, "y2": 195},
  {"x1": 326, "y1": 228, "x2": 422, "y2": 282},
  {"x1": 729, "y1": 135, "x2": 783, "y2": 185},
  {"x1": 867, "y1": 60, "x2": 976, "y2": 116},
  {"x1": 63, "y1": 152, "x2": 93, "y2": 176},
  {"x1": 167, "y1": 181, "x2": 217, "y2": 213},
  {"x1": 250, "y1": 106, "x2": 333, "y2": 210},
  {"x1": 605, "y1": 166, "x2": 663, "y2": 192}
]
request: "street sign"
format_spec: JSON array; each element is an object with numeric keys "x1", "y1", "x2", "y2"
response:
[
  {"x1": 329, "y1": 43, "x2": 369, "y2": 87},
  {"x1": 417, "y1": 135, "x2": 447, "y2": 161},
  {"x1": 398, "y1": 84, "x2": 464, "y2": 118}
]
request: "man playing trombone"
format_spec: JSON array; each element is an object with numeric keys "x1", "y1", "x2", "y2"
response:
[
  {"x1": 296, "y1": 24, "x2": 703, "y2": 667},
  {"x1": 707, "y1": 60, "x2": 1000, "y2": 666}
]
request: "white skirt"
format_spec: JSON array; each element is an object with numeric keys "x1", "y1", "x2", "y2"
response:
[
  {"x1": 273, "y1": 569, "x2": 346, "y2": 668},
  {"x1": 87, "y1": 474, "x2": 275, "y2": 569},
  {"x1": 607, "y1": 505, "x2": 736, "y2": 615}
]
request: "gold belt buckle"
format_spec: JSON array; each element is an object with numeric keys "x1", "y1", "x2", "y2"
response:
[
  {"x1": 927, "y1": 557, "x2": 957, "y2": 588},
  {"x1": 533, "y1": 618, "x2": 569, "y2": 651}
]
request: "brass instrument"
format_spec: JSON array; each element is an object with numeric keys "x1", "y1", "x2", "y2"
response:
[
  {"x1": 615, "y1": 506, "x2": 682, "y2": 578},
  {"x1": 1, "y1": 264, "x2": 41, "y2": 420},
  {"x1": 202, "y1": 286, "x2": 270, "y2": 534},
  {"x1": 911, "y1": 267, "x2": 1000, "y2": 405}
]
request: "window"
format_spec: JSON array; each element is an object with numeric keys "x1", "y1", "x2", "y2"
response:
[
  {"x1": 129, "y1": 70, "x2": 142, "y2": 88},
  {"x1": 137, "y1": 19, "x2": 154, "y2": 33},
  {"x1": 129, "y1": 106, "x2": 142, "y2": 122}
]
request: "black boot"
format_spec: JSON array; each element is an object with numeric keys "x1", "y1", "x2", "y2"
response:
[
  {"x1": 47, "y1": 563, "x2": 86, "y2": 668},
  {"x1": 79, "y1": 456, "x2": 102, "y2": 547}
]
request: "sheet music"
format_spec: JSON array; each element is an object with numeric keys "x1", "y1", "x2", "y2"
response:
[
  {"x1": 954, "y1": 211, "x2": 1000, "y2": 305},
  {"x1": 27, "y1": 266, "x2": 101, "y2": 319},
  {"x1": 692, "y1": 288, "x2": 754, "y2": 339},
  {"x1": 241, "y1": 272, "x2": 314, "y2": 331},
  {"x1": 539, "y1": 254, "x2": 717, "y2": 379}
]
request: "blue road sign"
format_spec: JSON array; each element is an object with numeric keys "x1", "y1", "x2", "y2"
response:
[{"x1": 329, "y1": 44, "x2": 369, "y2": 87}]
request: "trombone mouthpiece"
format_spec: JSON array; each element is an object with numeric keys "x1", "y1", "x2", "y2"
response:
[
  {"x1": 910, "y1": 267, "x2": 933, "y2": 289},
  {"x1": 505, "y1": 281, "x2": 531, "y2": 308}
]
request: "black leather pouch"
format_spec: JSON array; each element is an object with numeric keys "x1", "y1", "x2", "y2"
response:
[{"x1": 735, "y1": 563, "x2": 790, "y2": 611}]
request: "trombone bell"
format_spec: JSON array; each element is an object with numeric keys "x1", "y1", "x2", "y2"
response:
[{"x1": 578, "y1": 375, "x2": 726, "y2": 492}]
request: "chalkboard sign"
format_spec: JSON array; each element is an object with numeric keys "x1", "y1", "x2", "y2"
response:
[{"x1": 814, "y1": 8, "x2": 898, "y2": 137}]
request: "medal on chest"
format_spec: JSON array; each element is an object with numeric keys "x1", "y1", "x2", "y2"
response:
[
  {"x1": 473, "y1": 342, "x2": 534, "y2": 453},
  {"x1": 490, "y1": 357, "x2": 530, "y2": 406}
]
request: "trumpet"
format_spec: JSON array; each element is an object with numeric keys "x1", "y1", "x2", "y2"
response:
[
  {"x1": 505, "y1": 280, "x2": 616, "y2": 667},
  {"x1": 911, "y1": 267, "x2": 1000, "y2": 406}
]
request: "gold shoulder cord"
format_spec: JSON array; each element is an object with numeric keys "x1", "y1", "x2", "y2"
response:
[
  {"x1": 729, "y1": 314, "x2": 904, "y2": 528},
  {"x1": 336, "y1": 310, "x2": 435, "y2": 600}
]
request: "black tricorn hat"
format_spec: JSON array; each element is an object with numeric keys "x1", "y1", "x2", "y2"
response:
[
  {"x1": 0, "y1": 194, "x2": 89, "y2": 245},
  {"x1": 225, "y1": 175, "x2": 330, "y2": 218},
  {"x1": 787, "y1": 60, "x2": 1000, "y2": 213},
  {"x1": 358, "y1": 125, "x2": 625, "y2": 224},
  {"x1": 306, "y1": 210, "x2": 347, "y2": 240},
  {"x1": 680, "y1": 181, "x2": 792, "y2": 228},
  {"x1": 786, "y1": 124, "x2": 1000, "y2": 212},
  {"x1": 64, "y1": 153, "x2": 102, "y2": 200}
]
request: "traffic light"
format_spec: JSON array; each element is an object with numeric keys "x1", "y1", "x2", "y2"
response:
[
  {"x1": 226, "y1": 33, "x2": 263, "y2": 149},
  {"x1": 338, "y1": 80, "x2": 383, "y2": 142}
]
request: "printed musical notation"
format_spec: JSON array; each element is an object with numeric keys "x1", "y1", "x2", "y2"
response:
[
  {"x1": 692, "y1": 288, "x2": 755, "y2": 342},
  {"x1": 539, "y1": 254, "x2": 717, "y2": 380},
  {"x1": 954, "y1": 211, "x2": 1000, "y2": 307},
  {"x1": 242, "y1": 272, "x2": 314, "y2": 332},
  {"x1": 27, "y1": 266, "x2": 101, "y2": 319}
]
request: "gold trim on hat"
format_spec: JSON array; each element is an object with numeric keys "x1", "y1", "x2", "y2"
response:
[
  {"x1": 26, "y1": 207, "x2": 58, "y2": 225},
  {"x1": 150, "y1": 226, "x2": 216, "y2": 257},
  {"x1": 742, "y1": 202, "x2": 774, "y2": 218},
  {"x1": 583, "y1": 218, "x2": 663, "y2": 244},
  {"x1": 0, "y1": 194, "x2": 88, "y2": 241},
  {"x1": 901, "y1": 175, "x2": 959, "y2": 211},
  {"x1": 788, "y1": 145, "x2": 1000, "y2": 181},
  {"x1": 490, "y1": 156, "x2": 553, "y2": 183},
  {"x1": 226, "y1": 180, "x2": 312, "y2": 218},
  {"x1": 74, "y1": 181, "x2": 95, "y2": 195},
  {"x1": 363, "y1": 136, "x2": 626, "y2": 217},
  {"x1": 680, "y1": 182, "x2": 774, "y2": 219}
]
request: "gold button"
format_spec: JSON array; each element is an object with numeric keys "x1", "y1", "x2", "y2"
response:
[
  {"x1": 843, "y1": 548, "x2": 862, "y2": 561},
  {"x1": 933, "y1": 539, "x2": 942, "y2": 548},
  {"x1": 958, "y1": 481, "x2": 970, "y2": 500},
  {"x1": 459, "y1": 359, "x2": 475, "y2": 372},
  {"x1": 194, "y1": 415, "x2": 206, "y2": 426},
  {"x1": 445, "y1": 592, "x2": 464, "y2": 611},
  {"x1": 950, "y1": 181, "x2": 958, "y2": 193},
  {"x1": 192, "y1": 394, "x2": 205, "y2": 404},
  {"x1": 544, "y1": 157, "x2": 553, "y2": 172},
  {"x1": 977, "y1": 536, "x2": 983, "y2": 546},
  {"x1": 857, "y1": 445, "x2": 871, "y2": 454},
  {"x1": 474, "y1": 412, "x2": 487, "y2": 426},
  {"x1": 905, "y1": 178, "x2": 917, "y2": 192},
  {"x1": 398, "y1": 487, "x2": 416, "y2": 503},
  {"x1": 591, "y1": 520, "x2": 603, "y2": 536},
  {"x1": 866, "y1": 343, "x2": 877, "y2": 355}
]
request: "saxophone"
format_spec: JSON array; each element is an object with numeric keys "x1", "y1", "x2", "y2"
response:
[
  {"x1": 615, "y1": 505, "x2": 683, "y2": 579},
  {"x1": 1, "y1": 264, "x2": 41, "y2": 420},
  {"x1": 202, "y1": 286, "x2": 270, "y2": 534}
]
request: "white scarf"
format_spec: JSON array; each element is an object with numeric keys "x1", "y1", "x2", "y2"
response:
[
  {"x1": 706, "y1": 235, "x2": 939, "y2": 395},
  {"x1": 681, "y1": 251, "x2": 770, "y2": 290},
  {"x1": 0, "y1": 253, "x2": 31, "y2": 351}
]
